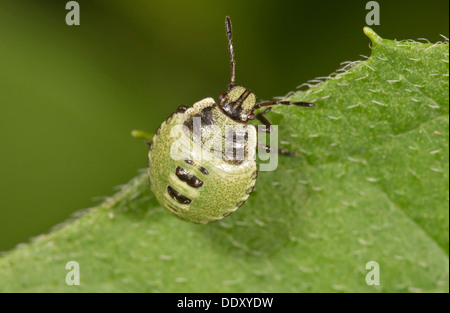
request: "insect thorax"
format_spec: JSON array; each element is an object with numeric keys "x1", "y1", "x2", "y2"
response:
[{"x1": 177, "y1": 97, "x2": 257, "y2": 165}]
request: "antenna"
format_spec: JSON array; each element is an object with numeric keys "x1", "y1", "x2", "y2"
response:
[{"x1": 225, "y1": 16, "x2": 235, "y2": 91}]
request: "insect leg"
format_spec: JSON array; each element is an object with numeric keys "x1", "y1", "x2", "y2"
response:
[
  {"x1": 254, "y1": 100, "x2": 315, "y2": 110},
  {"x1": 257, "y1": 143, "x2": 297, "y2": 157},
  {"x1": 256, "y1": 107, "x2": 273, "y2": 133},
  {"x1": 131, "y1": 130, "x2": 154, "y2": 146},
  {"x1": 256, "y1": 107, "x2": 297, "y2": 155}
]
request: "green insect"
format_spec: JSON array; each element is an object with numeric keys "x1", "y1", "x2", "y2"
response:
[{"x1": 134, "y1": 16, "x2": 315, "y2": 224}]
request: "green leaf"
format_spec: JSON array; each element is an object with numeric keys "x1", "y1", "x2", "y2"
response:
[{"x1": 0, "y1": 28, "x2": 448, "y2": 293}]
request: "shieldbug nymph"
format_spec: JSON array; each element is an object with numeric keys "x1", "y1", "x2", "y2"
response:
[{"x1": 134, "y1": 16, "x2": 315, "y2": 224}]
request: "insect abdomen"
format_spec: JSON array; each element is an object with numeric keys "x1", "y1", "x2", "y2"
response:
[{"x1": 148, "y1": 98, "x2": 257, "y2": 223}]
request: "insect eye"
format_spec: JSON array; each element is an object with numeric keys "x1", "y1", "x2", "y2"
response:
[
  {"x1": 247, "y1": 113, "x2": 255, "y2": 120},
  {"x1": 218, "y1": 93, "x2": 226, "y2": 102}
]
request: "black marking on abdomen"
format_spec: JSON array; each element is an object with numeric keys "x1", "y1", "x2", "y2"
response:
[
  {"x1": 167, "y1": 185, "x2": 192, "y2": 204},
  {"x1": 183, "y1": 158, "x2": 209, "y2": 176},
  {"x1": 198, "y1": 166, "x2": 209, "y2": 175},
  {"x1": 184, "y1": 158, "x2": 194, "y2": 165},
  {"x1": 175, "y1": 166, "x2": 203, "y2": 188},
  {"x1": 183, "y1": 105, "x2": 217, "y2": 136}
]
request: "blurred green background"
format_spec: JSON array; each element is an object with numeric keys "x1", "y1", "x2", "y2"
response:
[{"x1": 0, "y1": 0, "x2": 448, "y2": 252}]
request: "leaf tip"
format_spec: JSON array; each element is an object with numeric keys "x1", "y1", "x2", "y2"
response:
[{"x1": 363, "y1": 27, "x2": 383, "y2": 45}]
